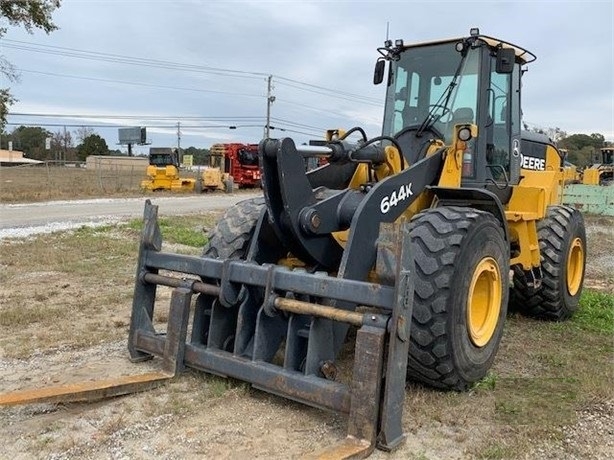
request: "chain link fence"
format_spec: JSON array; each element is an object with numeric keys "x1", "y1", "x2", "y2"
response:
[{"x1": 0, "y1": 161, "x2": 147, "y2": 202}]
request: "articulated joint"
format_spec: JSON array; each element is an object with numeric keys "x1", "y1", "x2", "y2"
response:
[{"x1": 522, "y1": 266, "x2": 543, "y2": 289}]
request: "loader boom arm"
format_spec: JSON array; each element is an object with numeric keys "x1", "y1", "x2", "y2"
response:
[{"x1": 259, "y1": 137, "x2": 445, "y2": 276}]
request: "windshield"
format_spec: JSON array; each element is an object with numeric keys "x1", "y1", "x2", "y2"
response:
[
  {"x1": 150, "y1": 153, "x2": 173, "y2": 166},
  {"x1": 209, "y1": 154, "x2": 223, "y2": 168},
  {"x1": 382, "y1": 42, "x2": 480, "y2": 144}
]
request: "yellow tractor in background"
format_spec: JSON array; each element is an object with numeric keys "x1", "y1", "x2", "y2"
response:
[
  {"x1": 195, "y1": 144, "x2": 234, "y2": 193},
  {"x1": 140, "y1": 147, "x2": 196, "y2": 192},
  {"x1": 582, "y1": 147, "x2": 614, "y2": 185}
]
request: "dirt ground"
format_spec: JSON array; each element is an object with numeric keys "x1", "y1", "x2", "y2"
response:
[{"x1": 0, "y1": 213, "x2": 612, "y2": 460}]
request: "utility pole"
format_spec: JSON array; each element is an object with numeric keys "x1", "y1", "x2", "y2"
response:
[
  {"x1": 177, "y1": 121, "x2": 182, "y2": 162},
  {"x1": 62, "y1": 125, "x2": 67, "y2": 163},
  {"x1": 265, "y1": 75, "x2": 275, "y2": 138}
]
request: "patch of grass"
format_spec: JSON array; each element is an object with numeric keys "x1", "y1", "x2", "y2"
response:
[
  {"x1": 208, "y1": 376, "x2": 235, "y2": 398},
  {"x1": 572, "y1": 290, "x2": 614, "y2": 334},
  {"x1": 410, "y1": 451, "x2": 431, "y2": 460},
  {"x1": 124, "y1": 214, "x2": 216, "y2": 248},
  {"x1": 476, "y1": 442, "x2": 517, "y2": 460},
  {"x1": 467, "y1": 290, "x2": 614, "y2": 458},
  {"x1": 160, "y1": 220, "x2": 207, "y2": 247},
  {"x1": 494, "y1": 376, "x2": 578, "y2": 425},
  {"x1": 473, "y1": 372, "x2": 497, "y2": 391},
  {"x1": 0, "y1": 302, "x2": 67, "y2": 328}
]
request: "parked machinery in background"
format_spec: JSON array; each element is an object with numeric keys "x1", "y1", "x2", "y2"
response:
[
  {"x1": 209, "y1": 143, "x2": 262, "y2": 188},
  {"x1": 140, "y1": 147, "x2": 196, "y2": 192},
  {"x1": 582, "y1": 147, "x2": 614, "y2": 185},
  {"x1": 196, "y1": 146, "x2": 234, "y2": 193}
]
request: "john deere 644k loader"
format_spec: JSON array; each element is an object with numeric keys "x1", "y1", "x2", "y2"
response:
[{"x1": 127, "y1": 29, "x2": 586, "y2": 457}]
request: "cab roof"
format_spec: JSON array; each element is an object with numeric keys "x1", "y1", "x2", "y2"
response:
[{"x1": 400, "y1": 33, "x2": 537, "y2": 65}]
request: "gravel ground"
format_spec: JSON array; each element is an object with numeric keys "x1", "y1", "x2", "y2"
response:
[{"x1": 527, "y1": 401, "x2": 614, "y2": 460}]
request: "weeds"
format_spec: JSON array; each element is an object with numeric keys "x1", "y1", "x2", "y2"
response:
[
  {"x1": 572, "y1": 290, "x2": 614, "y2": 334},
  {"x1": 473, "y1": 372, "x2": 498, "y2": 391}
]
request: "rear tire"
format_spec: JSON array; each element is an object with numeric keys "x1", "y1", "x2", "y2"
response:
[
  {"x1": 203, "y1": 197, "x2": 265, "y2": 258},
  {"x1": 509, "y1": 205, "x2": 586, "y2": 320},
  {"x1": 407, "y1": 207, "x2": 509, "y2": 390}
]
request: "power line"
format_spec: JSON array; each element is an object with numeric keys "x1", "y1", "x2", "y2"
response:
[
  {"x1": 4, "y1": 39, "x2": 383, "y2": 106},
  {"x1": 270, "y1": 117, "x2": 328, "y2": 132},
  {"x1": 274, "y1": 76, "x2": 381, "y2": 105},
  {"x1": 5, "y1": 121, "x2": 320, "y2": 138},
  {"x1": 5, "y1": 121, "x2": 265, "y2": 129},
  {"x1": 274, "y1": 97, "x2": 371, "y2": 121},
  {"x1": 10, "y1": 112, "x2": 264, "y2": 120},
  {"x1": 16, "y1": 69, "x2": 373, "y2": 121},
  {"x1": 17, "y1": 69, "x2": 265, "y2": 100},
  {"x1": 3, "y1": 39, "x2": 268, "y2": 80}
]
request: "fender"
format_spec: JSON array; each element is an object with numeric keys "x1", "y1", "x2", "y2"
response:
[{"x1": 427, "y1": 186, "x2": 510, "y2": 242}]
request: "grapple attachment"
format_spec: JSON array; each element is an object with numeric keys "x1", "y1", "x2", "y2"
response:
[{"x1": 128, "y1": 200, "x2": 414, "y2": 458}]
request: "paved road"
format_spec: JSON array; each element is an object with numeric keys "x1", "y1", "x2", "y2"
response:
[{"x1": 0, "y1": 193, "x2": 260, "y2": 238}]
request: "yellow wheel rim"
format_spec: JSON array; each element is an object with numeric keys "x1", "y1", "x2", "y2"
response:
[
  {"x1": 566, "y1": 237, "x2": 584, "y2": 296},
  {"x1": 467, "y1": 257, "x2": 502, "y2": 347}
]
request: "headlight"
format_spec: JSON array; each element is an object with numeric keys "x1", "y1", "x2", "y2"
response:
[{"x1": 458, "y1": 127, "x2": 472, "y2": 142}]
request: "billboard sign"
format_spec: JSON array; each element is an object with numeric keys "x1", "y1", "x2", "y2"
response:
[{"x1": 119, "y1": 127, "x2": 147, "y2": 144}]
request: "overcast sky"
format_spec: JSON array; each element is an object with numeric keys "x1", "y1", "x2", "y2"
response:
[{"x1": 2, "y1": 0, "x2": 613, "y2": 155}]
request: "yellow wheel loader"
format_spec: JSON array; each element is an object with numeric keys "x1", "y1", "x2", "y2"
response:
[
  {"x1": 582, "y1": 147, "x2": 614, "y2": 185},
  {"x1": 126, "y1": 29, "x2": 586, "y2": 456},
  {"x1": 3, "y1": 29, "x2": 587, "y2": 459},
  {"x1": 140, "y1": 147, "x2": 196, "y2": 192}
]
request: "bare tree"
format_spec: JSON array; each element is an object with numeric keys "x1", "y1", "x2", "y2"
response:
[
  {"x1": 74, "y1": 126, "x2": 95, "y2": 145},
  {"x1": 51, "y1": 128, "x2": 73, "y2": 162}
]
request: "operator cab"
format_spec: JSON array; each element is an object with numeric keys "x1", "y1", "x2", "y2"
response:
[
  {"x1": 149, "y1": 148, "x2": 180, "y2": 168},
  {"x1": 375, "y1": 28, "x2": 536, "y2": 195},
  {"x1": 601, "y1": 147, "x2": 614, "y2": 165}
]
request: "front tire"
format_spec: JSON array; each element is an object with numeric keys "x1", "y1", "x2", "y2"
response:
[
  {"x1": 510, "y1": 205, "x2": 586, "y2": 320},
  {"x1": 203, "y1": 197, "x2": 265, "y2": 258},
  {"x1": 407, "y1": 207, "x2": 510, "y2": 390}
]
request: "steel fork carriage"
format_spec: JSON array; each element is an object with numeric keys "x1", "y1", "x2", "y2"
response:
[{"x1": 128, "y1": 200, "x2": 414, "y2": 458}]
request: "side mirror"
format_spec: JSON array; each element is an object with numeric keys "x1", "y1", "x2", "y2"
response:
[
  {"x1": 496, "y1": 48, "x2": 515, "y2": 74},
  {"x1": 373, "y1": 60, "x2": 386, "y2": 85}
]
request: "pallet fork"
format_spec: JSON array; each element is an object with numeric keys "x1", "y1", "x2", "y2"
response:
[
  {"x1": 127, "y1": 200, "x2": 415, "y2": 458},
  {"x1": 0, "y1": 200, "x2": 414, "y2": 458}
]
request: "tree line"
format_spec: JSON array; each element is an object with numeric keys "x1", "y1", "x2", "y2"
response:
[
  {"x1": 0, "y1": 126, "x2": 212, "y2": 164},
  {"x1": 2, "y1": 124, "x2": 610, "y2": 167},
  {"x1": 557, "y1": 133, "x2": 610, "y2": 167}
]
